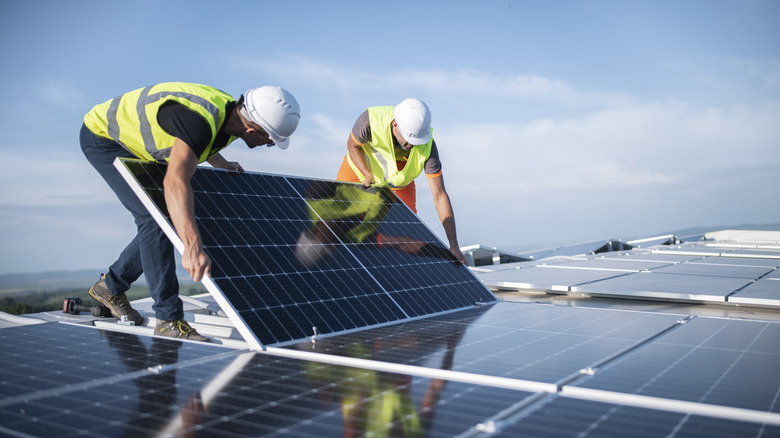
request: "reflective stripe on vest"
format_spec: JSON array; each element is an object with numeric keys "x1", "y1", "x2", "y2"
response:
[
  {"x1": 347, "y1": 106, "x2": 432, "y2": 188},
  {"x1": 84, "y1": 82, "x2": 233, "y2": 162}
]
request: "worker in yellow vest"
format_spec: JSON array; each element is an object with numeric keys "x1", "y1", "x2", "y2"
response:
[
  {"x1": 80, "y1": 82, "x2": 300, "y2": 341},
  {"x1": 336, "y1": 99, "x2": 466, "y2": 264}
]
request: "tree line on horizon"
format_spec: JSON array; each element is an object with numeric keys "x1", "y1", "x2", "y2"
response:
[{"x1": 0, "y1": 284, "x2": 208, "y2": 316}]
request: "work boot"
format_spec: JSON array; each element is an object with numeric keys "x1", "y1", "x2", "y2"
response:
[
  {"x1": 155, "y1": 319, "x2": 211, "y2": 342},
  {"x1": 88, "y1": 274, "x2": 144, "y2": 326}
]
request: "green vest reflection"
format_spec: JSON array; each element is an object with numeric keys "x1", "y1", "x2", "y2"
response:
[{"x1": 296, "y1": 181, "x2": 456, "y2": 268}]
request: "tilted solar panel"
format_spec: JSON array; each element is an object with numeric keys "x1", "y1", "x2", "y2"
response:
[{"x1": 114, "y1": 158, "x2": 496, "y2": 348}]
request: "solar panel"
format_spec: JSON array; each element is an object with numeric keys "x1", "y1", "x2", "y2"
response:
[
  {"x1": 654, "y1": 245, "x2": 780, "y2": 260},
  {"x1": 571, "y1": 271, "x2": 753, "y2": 302},
  {"x1": 0, "y1": 323, "x2": 233, "y2": 404},
  {"x1": 599, "y1": 251, "x2": 703, "y2": 263},
  {"x1": 3, "y1": 304, "x2": 779, "y2": 436},
  {"x1": 114, "y1": 158, "x2": 496, "y2": 348},
  {"x1": 572, "y1": 316, "x2": 780, "y2": 411},
  {"x1": 547, "y1": 257, "x2": 675, "y2": 271},
  {"x1": 495, "y1": 395, "x2": 780, "y2": 437},
  {"x1": 689, "y1": 256, "x2": 780, "y2": 268},
  {"x1": 652, "y1": 245, "x2": 727, "y2": 257},
  {"x1": 650, "y1": 262, "x2": 774, "y2": 279},
  {"x1": 285, "y1": 301, "x2": 684, "y2": 385},
  {"x1": 730, "y1": 278, "x2": 780, "y2": 307},
  {"x1": 0, "y1": 323, "x2": 540, "y2": 438},
  {"x1": 476, "y1": 265, "x2": 634, "y2": 292}
]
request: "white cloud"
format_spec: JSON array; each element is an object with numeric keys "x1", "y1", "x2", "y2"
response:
[
  {"x1": 425, "y1": 96, "x2": 780, "y2": 247},
  {"x1": 438, "y1": 100, "x2": 780, "y2": 186},
  {"x1": 232, "y1": 54, "x2": 634, "y2": 109}
]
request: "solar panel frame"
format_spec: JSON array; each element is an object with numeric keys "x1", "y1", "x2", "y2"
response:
[{"x1": 114, "y1": 158, "x2": 496, "y2": 349}]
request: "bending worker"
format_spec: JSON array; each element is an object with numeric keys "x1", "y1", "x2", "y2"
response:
[
  {"x1": 80, "y1": 82, "x2": 300, "y2": 341},
  {"x1": 336, "y1": 98, "x2": 466, "y2": 264}
]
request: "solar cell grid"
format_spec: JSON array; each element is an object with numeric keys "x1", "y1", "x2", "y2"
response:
[
  {"x1": 494, "y1": 396, "x2": 779, "y2": 438},
  {"x1": 288, "y1": 302, "x2": 685, "y2": 385},
  {"x1": 0, "y1": 323, "x2": 228, "y2": 403},
  {"x1": 1, "y1": 323, "x2": 540, "y2": 438},
  {"x1": 574, "y1": 317, "x2": 780, "y2": 412},
  {"x1": 116, "y1": 158, "x2": 495, "y2": 347}
]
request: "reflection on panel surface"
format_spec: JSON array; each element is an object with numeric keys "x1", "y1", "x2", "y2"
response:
[
  {"x1": 118, "y1": 159, "x2": 495, "y2": 347},
  {"x1": 574, "y1": 317, "x2": 780, "y2": 412},
  {"x1": 0, "y1": 322, "x2": 228, "y2": 398},
  {"x1": 289, "y1": 302, "x2": 682, "y2": 384},
  {"x1": 0, "y1": 323, "x2": 535, "y2": 438}
]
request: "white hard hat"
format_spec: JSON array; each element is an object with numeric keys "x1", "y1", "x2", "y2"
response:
[
  {"x1": 242, "y1": 86, "x2": 300, "y2": 150},
  {"x1": 393, "y1": 98, "x2": 431, "y2": 146}
]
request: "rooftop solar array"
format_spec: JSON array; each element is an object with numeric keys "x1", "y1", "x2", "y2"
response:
[
  {"x1": 0, "y1": 323, "x2": 536, "y2": 437},
  {"x1": 477, "y1": 243, "x2": 780, "y2": 307},
  {"x1": 2, "y1": 303, "x2": 779, "y2": 437},
  {"x1": 115, "y1": 158, "x2": 495, "y2": 348}
]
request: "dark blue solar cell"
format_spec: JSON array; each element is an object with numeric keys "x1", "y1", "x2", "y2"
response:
[
  {"x1": 275, "y1": 306, "x2": 308, "y2": 340},
  {"x1": 207, "y1": 248, "x2": 238, "y2": 278},
  {"x1": 222, "y1": 193, "x2": 250, "y2": 218}
]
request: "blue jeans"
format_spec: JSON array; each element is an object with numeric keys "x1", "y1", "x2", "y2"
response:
[{"x1": 80, "y1": 124, "x2": 182, "y2": 321}]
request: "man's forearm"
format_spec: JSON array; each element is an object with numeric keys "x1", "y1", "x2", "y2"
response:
[
  {"x1": 164, "y1": 176, "x2": 200, "y2": 250},
  {"x1": 166, "y1": 138, "x2": 211, "y2": 280}
]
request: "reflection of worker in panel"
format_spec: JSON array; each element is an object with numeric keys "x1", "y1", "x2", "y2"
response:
[
  {"x1": 336, "y1": 99, "x2": 467, "y2": 265},
  {"x1": 295, "y1": 181, "x2": 456, "y2": 268},
  {"x1": 80, "y1": 83, "x2": 300, "y2": 341},
  {"x1": 100, "y1": 331, "x2": 198, "y2": 435},
  {"x1": 305, "y1": 324, "x2": 466, "y2": 437}
]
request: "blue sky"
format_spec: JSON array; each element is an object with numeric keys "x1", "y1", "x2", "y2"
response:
[{"x1": 0, "y1": 0, "x2": 778, "y2": 274}]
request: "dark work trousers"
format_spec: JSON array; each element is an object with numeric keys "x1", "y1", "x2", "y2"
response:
[{"x1": 79, "y1": 124, "x2": 182, "y2": 321}]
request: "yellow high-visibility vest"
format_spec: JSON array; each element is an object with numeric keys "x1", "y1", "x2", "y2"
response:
[
  {"x1": 347, "y1": 106, "x2": 432, "y2": 188},
  {"x1": 83, "y1": 82, "x2": 236, "y2": 162}
]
